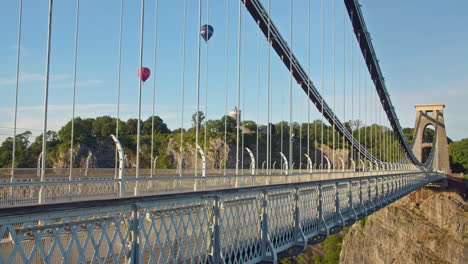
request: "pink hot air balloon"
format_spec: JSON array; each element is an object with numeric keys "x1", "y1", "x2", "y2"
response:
[{"x1": 137, "y1": 67, "x2": 151, "y2": 82}]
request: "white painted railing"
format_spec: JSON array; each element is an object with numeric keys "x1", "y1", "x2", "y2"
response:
[
  {"x1": 0, "y1": 170, "x2": 419, "y2": 208},
  {"x1": 0, "y1": 172, "x2": 444, "y2": 263}
]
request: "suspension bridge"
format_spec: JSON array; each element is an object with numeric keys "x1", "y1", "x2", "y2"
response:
[{"x1": 0, "y1": 0, "x2": 450, "y2": 263}]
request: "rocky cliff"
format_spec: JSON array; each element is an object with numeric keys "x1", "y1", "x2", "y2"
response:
[
  {"x1": 340, "y1": 188, "x2": 467, "y2": 264},
  {"x1": 50, "y1": 135, "x2": 349, "y2": 170}
]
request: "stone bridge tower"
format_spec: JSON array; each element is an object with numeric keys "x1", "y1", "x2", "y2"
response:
[{"x1": 412, "y1": 104, "x2": 451, "y2": 173}]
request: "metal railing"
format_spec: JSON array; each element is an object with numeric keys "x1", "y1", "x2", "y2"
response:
[
  {"x1": 0, "y1": 172, "x2": 443, "y2": 263},
  {"x1": 0, "y1": 169, "x2": 418, "y2": 208}
]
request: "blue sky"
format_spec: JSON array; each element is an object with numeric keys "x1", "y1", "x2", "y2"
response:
[{"x1": 0, "y1": 0, "x2": 467, "y2": 142}]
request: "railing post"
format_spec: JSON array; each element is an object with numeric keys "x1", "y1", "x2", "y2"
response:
[
  {"x1": 318, "y1": 184, "x2": 329, "y2": 236},
  {"x1": 335, "y1": 182, "x2": 345, "y2": 228},
  {"x1": 387, "y1": 177, "x2": 391, "y2": 203},
  {"x1": 261, "y1": 190, "x2": 274, "y2": 261},
  {"x1": 395, "y1": 176, "x2": 400, "y2": 197},
  {"x1": 376, "y1": 177, "x2": 383, "y2": 208},
  {"x1": 111, "y1": 135, "x2": 125, "y2": 197},
  {"x1": 349, "y1": 181, "x2": 357, "y2": 221},
  {"x1": 368, "y1": 179, "x2": 376, "y2": 211},
  {"x1": 129, "y1": 203, "x2": 141, "y2": 264},
  {"x1": 294, "y1": 187, "x2": 306, "y2": 250},
  {"x1": 381, "y1": 177, "x2": 386, "y2": 204},
  {"x1": 359, "y1": 180, "x2": 364, "y2": 214},
  {"x1": 212, "y1": 196, "x2": 221, "y2": 263}
]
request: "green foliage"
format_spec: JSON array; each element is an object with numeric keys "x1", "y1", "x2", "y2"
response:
[
  {"x1": 422, "y1": 126, "x2": 435, "y2": 143},
  {"x1": 314, "y1": 233, "x2": 344, "y2": 264},
  {"x1": 360, "y1": 216, "x2": 368, "y2": 228},
  {"x1": 143, "y1": 116, "x2": 171, "y2": 134},
  {"x1": 191, "y1": 111, "x2": 205, "y2": 128},
  {"x1": 58, "y1": 117, "x2": 93, "y2": 141},
  {"x1": 92, "y1": 116, "x2": 115, "y2": 137},
  {"x1": 0, "y1": 114, "x2": 424, "y2": 169},
  {"x1": 126, "y1": 118, "x2": 142, "y2": 135},
  {"x1": 279, "y1": 229, "x2": 349, "y2": 264},
  {"x1": 403, "y1": 128, "x2": 414, "y2": 145},
  {"x1": 241, "y1": 120, "x2": 257, "y2": 131},
  {"x1": 449, "y1": 138, "x2": 468, "y2": 173}
]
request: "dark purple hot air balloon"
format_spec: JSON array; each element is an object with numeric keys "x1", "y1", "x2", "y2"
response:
[
  {"x1": 200, "y1": 24, "x2": 214, "y2": 42},
  {"x1": 137, "y1": 67, "x2": 151, "y2": 82}
]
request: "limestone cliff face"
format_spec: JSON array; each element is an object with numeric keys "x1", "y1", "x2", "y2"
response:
[
  {"x1": 165, "y1": 136, "x2": 350, "y2": 170},
  {"x1": 340, "y1": 189, "x2": 467, "y2": 264},
  {"x1": 48, "y1": 135, "x2": 350, "y2": 171},
  {"x1": 50, "y1": 140, "x2": 116, "y2": 168}
]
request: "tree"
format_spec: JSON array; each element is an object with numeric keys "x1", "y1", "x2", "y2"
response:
[
  {"x1": 221, "y1": 115, "x2": 236, "y2": 133},
  {"x1": 92, "y1": 116, "x2": 115, "y2": 137},
  {"x1": 191, "y1": 111, "x2": 205, "y2": 128},
  {"x1": 126, "y1": 118, "x2": 143, "y2": 135},
  {"x1": 172, "y1": 128, "x2": 186, "y2": 134},
  {"x1": 449, "y1": 138, "x2": 468, "y2": 173},
  {"x1": 350, "y1": 119, "x2": 363, "y2": 131},
  {"x1": 58, "y1": 117, "x2": 93, "y2": 141},
  {"x1": 242, "y1": 120, "x2": 257, "y2": 132},
  {"x1": 142, "y1": 116, "x2": 170, "y2": 134},
  {"x1": 403, "y1": 128, "x2": 414, "y2": 145},
  {"x1": 422, "y1": 126, "x2": 435, "y2": 143},
  {"x1": 205, "y1": 119, "x2": 223, "y2": 133}
]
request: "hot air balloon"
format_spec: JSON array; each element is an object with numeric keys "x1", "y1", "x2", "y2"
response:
[
  {"x1": 200, "y1": 24, "x2": 214, "y2": 42},
  {"x1": 137, "y1": 67, "x2": 151, "y2": 82}
]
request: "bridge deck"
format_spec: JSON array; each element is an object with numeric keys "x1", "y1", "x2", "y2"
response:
[
  {"x1": 0, "y1": 170, "x2": 414, "y2": 208},
  {"x1": 0, "y1": 172, "x2": 444, "y2": 263}
]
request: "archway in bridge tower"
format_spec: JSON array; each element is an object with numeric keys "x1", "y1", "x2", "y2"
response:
[
  {"x1": 412, "y1": 104, "x2": 451, "y2": 173},
  {"x1": 421, "y1": 124, "x2": 435, "y2": 164},
  {"x1": 422, "y1": 124, "x2": 435, "y2": 144}
]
